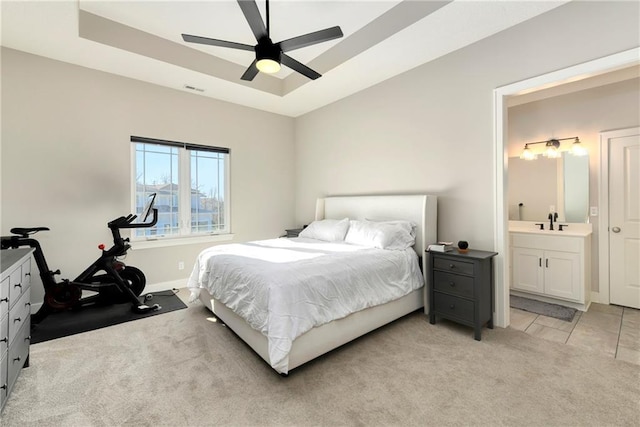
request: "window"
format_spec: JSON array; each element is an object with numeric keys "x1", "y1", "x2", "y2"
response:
[{"x1": 131, "y1": 136, "x2": 230, "y2": 240}]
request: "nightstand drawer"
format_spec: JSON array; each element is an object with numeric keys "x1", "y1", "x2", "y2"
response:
[
  {"x1": 433, "y1": 258, "x2": 474, "y2": 275},
  {"x1": 433, "y1": 292, "x2": 474, "y2": 323},
  {"x1": 433, "y1": 271, "x2": 474, "y2": 298}
]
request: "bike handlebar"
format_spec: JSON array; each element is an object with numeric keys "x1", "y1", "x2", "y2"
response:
[{"x1": 108, "y1": 208, "x2": 158, "y2": 230}]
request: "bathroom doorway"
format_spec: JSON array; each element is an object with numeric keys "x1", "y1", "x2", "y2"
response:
[{"x1": 493, "y1": 48, "x2": 640, "y2": 328}]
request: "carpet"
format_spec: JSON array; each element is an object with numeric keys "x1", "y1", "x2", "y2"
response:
[
  {"x1": 30, "y1": 290, "x2": 187, "y2": 344},
  {"x1": 510, "y1": 294, "x2": 577, "y2": 322},
  {"x1": 4, "y1": 307, "x2": 639, "y2": 426}
]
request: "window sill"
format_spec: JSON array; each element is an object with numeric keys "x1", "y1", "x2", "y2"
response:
[{"x1": 130, "y1": 233, "x2": 234, "y2": 250}]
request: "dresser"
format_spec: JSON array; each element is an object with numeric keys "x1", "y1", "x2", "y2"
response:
[
  {"x1": 427, "y1": 249, "x2": 497, "y2": 341},
  {"x1": 1, "y1": 248, "x2": 33, "y2": 413}
]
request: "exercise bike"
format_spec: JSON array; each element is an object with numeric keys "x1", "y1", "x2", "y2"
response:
[{"x1": 1, "y1": 193, "x2": 161, "y2": 325}]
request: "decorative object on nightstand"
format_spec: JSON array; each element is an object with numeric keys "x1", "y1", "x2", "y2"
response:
[
  {"x1": 427, "y1": 248, "x2": 498, "y2": 341},
  {"x1": 457, "y1": 241, "x2": 469, "y2": 253}
]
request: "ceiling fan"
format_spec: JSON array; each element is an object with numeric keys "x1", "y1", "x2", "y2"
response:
[{"x1": 182, "y1": 0, "x2": 343, "y2": 81}]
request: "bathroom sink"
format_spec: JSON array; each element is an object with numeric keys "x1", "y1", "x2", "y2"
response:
[{"x1": 508, "y1": 221, "x2": 592, "y2": 237}]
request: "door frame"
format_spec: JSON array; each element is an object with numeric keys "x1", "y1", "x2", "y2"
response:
[
  {"x1": 493, "y1": 47, "x2": 639, "y2": 327},
  {"x1": 598, "y1": 126, "x2": 640, "y2": 305}
]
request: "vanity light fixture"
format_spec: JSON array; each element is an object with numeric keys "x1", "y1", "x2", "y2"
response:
[{"x1": 519, "y1": 136, "x2": 585, "y2": 161}]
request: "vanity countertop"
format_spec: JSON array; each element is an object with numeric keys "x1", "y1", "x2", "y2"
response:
[{"x1": 508, "y1": 221, "x2": 592, "y2": 237}]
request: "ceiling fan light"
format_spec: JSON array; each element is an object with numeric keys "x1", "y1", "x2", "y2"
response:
[{"x1": 256, "y1": 58, "x2": 281, "y2": 74}]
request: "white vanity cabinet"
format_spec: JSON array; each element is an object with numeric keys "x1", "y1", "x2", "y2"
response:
[
  {"x1": 510, "y1": 232, "x2": 591, "y2": 310},
  {"x1": 0, "y1": 248, "x2": 33, "y2": 413}
]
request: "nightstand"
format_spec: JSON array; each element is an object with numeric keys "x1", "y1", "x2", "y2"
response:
[
  {"x1": 285, "y1": 228, "x2": 304, "y2": 238},
  {"x1": 427, "y1": 248, "x2": 497, "y2": 341}
]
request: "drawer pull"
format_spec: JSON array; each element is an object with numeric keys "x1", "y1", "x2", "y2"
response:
[
  {"x1": 25, "y1": 302, "x2": 31, "y2": 307},
  {"x1": 25, "y1": 272, "x2": 31, "y2": 277},
  {"x1": 13, "y1": 356, "x2": 21, "y2": 362},
  {"x1": 449, "y1": 281, "x2": 455, "y2": 287},
  {"x1": 0, "y1": 297, "x2": 7, "y2": 303},
  {"x1": 25, "y1": 336, "x2": 31, "y2": 342},
  {"x1": 0, "y1": 337, "x2": 7, "y2": 343},
  {"x1": 1, "y1": 384, "x2": 6, "y2": 390},
  {"x1": 14, "y1": 317, "x2": 21, "y2": 323},
  {"x1": 449, "y1": 304, "x2": 455, "y2": 309},
  {"x1": 14, "y1": 283, "x2": 22, "y2": 289}
]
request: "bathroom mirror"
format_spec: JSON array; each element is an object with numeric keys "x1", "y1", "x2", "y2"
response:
[{"x1": 508, "y1": 153, "x2": 589, "y2": 223}]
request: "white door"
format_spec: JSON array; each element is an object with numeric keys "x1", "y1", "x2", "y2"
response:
[{"x1": 609, "y1": 128, "x2": 640, "y2": 309}]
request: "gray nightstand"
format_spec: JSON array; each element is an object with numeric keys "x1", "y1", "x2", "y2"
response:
[
  {"x1": 427, "y1": 248, "x2": 498, "y2": 341},
  {"x1": 284, "y1": 228, "x2": 304, "y2": 238}
]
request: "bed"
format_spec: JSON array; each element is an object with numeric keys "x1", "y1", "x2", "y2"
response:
[{"x1": 188, "y1": 194, "x2": 437, "y2": 374}]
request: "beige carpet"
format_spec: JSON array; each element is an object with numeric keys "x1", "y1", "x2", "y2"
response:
[{"x1": 3, "y1": 302, "x2": 639, "y2": 426}]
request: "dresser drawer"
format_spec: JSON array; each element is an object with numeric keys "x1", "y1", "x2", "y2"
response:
[
  {"x1": 433, "y1": 271, "x2": 474, "y2": 298},
  {"x1": 0, "y1": 315, "x2": 8, "y2": 355},
  {"x1": 0, "y1": 277, "x2": 8, "y2": 319},
  {"x1": 433, "y1": 257, "x2": 474, "y2": 275},
  {"x1": 8, "y1": 267, "x2": 24, "y2": 307},
  {"x1": 8, "y1": 320, "x2": 30, "y2": 394},
  {"x1": 0, "y1": 351, "x2": 7, "y2": 409},
  {"x1": 9, "y1": 288, "x2": 30, "y2": 346},
  {"x1": 433, "y1": 292, "x2": 474, "y2": 323}
]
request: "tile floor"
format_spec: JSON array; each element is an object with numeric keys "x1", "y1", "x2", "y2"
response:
[{"x1": 510, "y1": 302, "x2": 640, "y2": 365}]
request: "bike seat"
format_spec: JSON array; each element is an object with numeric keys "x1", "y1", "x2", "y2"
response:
[{"x1": 10, "y1": 227, "x2": 50, "y2": 237}]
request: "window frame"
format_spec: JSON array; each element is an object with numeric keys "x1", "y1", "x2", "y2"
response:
[{"x1": 130, "y1": 136, "x2": 231, "y2": 245}]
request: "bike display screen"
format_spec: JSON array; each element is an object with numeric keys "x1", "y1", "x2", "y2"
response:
[{"x1": 139, "y1": 193, "x2": 157, "y2": 223}]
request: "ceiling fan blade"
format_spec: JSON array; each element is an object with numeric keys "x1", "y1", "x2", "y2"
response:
[
  {"x1": 182, "y1": 34, "x2": 255, "y2": 51},
  {"x1": 237, "y1": 0, "x2": 267, "y2": 42},
  {"x1": 281, "y1": 54, "x2": 321, "y2": 80},
  {"x1": 240, "y1": 59, "x2": 259, "y2": 81},
  {"x1": 277, "y1": 26, "x2": 343, "y2": 52}
]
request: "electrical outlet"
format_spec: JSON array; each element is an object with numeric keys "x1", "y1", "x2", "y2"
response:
[
  {"x1": 178, "y1": 261, "x2": 185, "y2": 270},
  {"x1": 590, "y1": 206, "x2": 598, "y2": 216}
]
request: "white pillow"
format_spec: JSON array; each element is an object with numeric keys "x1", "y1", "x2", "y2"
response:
[
  {"x1": 345, "y1": 220, "x2": 416, "y2": 250},
  {"x1": 298, "y1": 218, "x2": 350, "y2": 241}
]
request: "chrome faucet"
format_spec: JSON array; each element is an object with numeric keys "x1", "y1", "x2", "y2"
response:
[{"x1": 548, "y1": 212, "x2": 558, "y2": 230}]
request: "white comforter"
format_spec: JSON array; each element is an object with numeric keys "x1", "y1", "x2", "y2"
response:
[{"x1": 187, "y1": 237, "x2": 423, "y2": 373}]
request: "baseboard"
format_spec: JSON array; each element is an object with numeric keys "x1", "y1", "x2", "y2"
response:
[
  {"x1": 30, "y1": 278, "x2": 189, "y2": 314},
  {"x1": 144, "y1": 279, "x2": 188, "y2": 294}
]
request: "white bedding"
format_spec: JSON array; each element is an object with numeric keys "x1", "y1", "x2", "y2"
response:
[{"x1": 187, "y1": 237, "x2": 423, "y2": 373}]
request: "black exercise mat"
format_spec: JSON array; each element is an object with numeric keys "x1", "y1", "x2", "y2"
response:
[{"x1": 30, "y1": 291, "x2": 187, "y2": 344}]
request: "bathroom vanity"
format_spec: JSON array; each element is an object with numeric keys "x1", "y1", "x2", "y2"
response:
[{"x1": 509, "y1": 222, "x2": 592, "y2": 311}]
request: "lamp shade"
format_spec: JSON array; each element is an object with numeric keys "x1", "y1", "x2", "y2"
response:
[
  {"x1": 571, "y1": 137, "x2": 588, "y2": 156},
  {"x1": 520, "y1": 144, "x2": 537, "y2": 160},
  {"x1": 544, "y1": 139, "x2": 561, "y2": 158}
]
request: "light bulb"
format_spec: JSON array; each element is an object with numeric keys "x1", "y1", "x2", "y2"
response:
[{"x1": 256, "y1": 59, "x2": 281, "y2": 74}]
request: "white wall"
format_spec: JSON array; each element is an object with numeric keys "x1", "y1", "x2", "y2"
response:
[
  {"x1": 508, "y1": 77, "x2": 640, "y2": 292},
  {"x1": 294, "y1": 1, "x2": 639, "y2": 257},
  {"x1": 1, "y1": 48, "x2": 295, "y2": 305}
]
